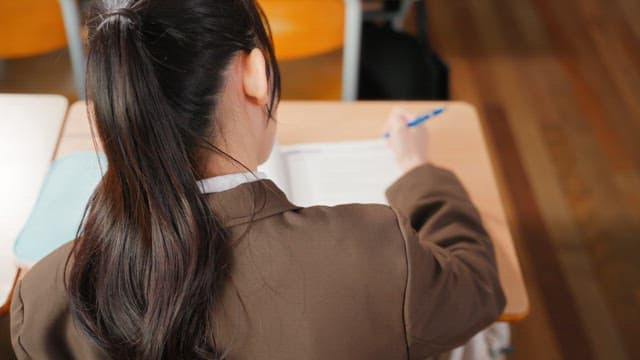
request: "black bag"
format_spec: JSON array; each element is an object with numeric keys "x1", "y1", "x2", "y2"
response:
[{"x1": 358, "y1": 11, "x2": 449, "y2": 100}]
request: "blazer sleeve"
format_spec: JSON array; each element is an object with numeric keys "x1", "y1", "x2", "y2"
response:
[
  {"x1": 10, "y1": 279, "x2": 29, "y2": 359},
  {"x1": 385, "y1": 164, "x2": 506, "y2": 358}
]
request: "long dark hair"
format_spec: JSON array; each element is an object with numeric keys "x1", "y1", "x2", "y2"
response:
[{"x1": 66, "y1": 1, "x2": 280, "y2": 359}]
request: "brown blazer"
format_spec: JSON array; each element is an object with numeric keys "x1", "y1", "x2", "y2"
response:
[{"x1": 11, "y1": 164, "x2": 505, "y2": 359}]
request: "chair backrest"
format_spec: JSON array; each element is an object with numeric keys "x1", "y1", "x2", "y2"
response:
[
  {"x1": 259, "y1": 0, "x2": 345, "y2": 61},
  {"x1": 0, "y1": 1, "x2": 68, "y2": 58}
]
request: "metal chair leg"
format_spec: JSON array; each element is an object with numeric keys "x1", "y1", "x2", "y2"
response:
[
  {"x1": 342, "y1": 0, "x2": 362, "y2": 101},
  {"x1": 391, "y1": 0, "x2": 416, "y2": 31},
  {"x1": 0, "y1": 60, "x2": 6, "y2": 80},
  {"x1": 57, "y1": 0, "x2": 86, "y2": 99}
]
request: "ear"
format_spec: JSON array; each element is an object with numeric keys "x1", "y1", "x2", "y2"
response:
[{"x1": 242, "y1": 48, "x2": 269, "y2": 105}]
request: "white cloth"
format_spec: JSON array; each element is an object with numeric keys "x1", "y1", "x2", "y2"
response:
[
  {"x1": 431, "y1": 323, "x2": 511, "y2": 360},
  {"x1": 197, "y1": 171, "x2": 266, "y2": 194}
]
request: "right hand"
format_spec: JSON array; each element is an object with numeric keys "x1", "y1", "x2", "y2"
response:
[{"x1": 384, "y1": 108, "x2": 430, "y2": 173}]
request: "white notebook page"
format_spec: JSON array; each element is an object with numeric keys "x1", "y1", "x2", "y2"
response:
[{"x1": 279, "y1": 139, "x2": 402, "y2": 207}]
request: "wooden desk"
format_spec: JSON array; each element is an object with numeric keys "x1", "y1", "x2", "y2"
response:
[
  {"x1": 55, "y1": 100, "x2": 529, "y2": 321},
  {"x1": 0, "y1": 94, "x2": 68, "y2": 314}
]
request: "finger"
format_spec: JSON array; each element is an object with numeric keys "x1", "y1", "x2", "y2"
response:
[
  {"x1": 383, "y1": 108, "x2": 399, "y2": 133},
  {"x1": 397, "y1": 110, "x2": 414, "y2": 123},
  {"x1": 390, "y1": 114, "x2": 408, "y2": 135},
  {"x1": 384, "y1": 107, "x2": 409, "y2": 134}
]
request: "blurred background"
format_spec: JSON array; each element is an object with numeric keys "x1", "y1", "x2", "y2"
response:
[{"x1": 1, "y1": 1, "x2": 638, "y2": 359}]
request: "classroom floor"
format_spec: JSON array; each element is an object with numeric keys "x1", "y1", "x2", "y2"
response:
[
  {"x1": 1, "y1": 0, "x2": 638, "y2": 359},
  {"x1": 417, "y1": 0, "x2": 639, "y2": 359}
]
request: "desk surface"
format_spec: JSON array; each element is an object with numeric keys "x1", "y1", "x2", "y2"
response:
[
  {"x1": 55, "y1": 100, "x2": 529, "y2": 321},
  {"x1": 0, "y1": 94, "x2": 68, "y2": 313}
]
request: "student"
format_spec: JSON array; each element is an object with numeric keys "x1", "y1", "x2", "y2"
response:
[{"x1": 10, "y1": 0, "x2": 505, "y2": 359}]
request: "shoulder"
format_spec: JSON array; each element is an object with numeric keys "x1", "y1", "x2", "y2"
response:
[
  {"x1": 280, "y1": 203, "x2": 410, "y2": 279},
  {"x1": 290, "y1": 203, "x2": 404, "y2": 244},
  {"x1": 12, "y1": 241, "x2": 109, "y2": 359},
  {"x1": 11, "y1": 241, "x2": 79, "y2": 358},
  {"x1": 19, "y1": 241, "x2": 74, "y2": 298},
  {"x1": 13, "y1": 241, "x2": 75, "y2": 327},
  {"x1": 293, "y1": 202, "x2": 399, "y2": 225}
]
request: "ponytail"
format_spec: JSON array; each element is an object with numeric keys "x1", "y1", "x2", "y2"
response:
[{"x1": 67, "y1": 1, "x2": 279, "y2": 358}]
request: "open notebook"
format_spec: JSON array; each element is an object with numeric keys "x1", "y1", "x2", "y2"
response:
[{"x1": 258, "y1": 139, "x2": 401, "y2": 207}]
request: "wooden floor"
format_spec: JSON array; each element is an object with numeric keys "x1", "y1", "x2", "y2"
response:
[
  {"x1": 418, "y1": 0, "x2": 640, "y2": 359},
  {"x1": 1, "y1": 0, "x2": 638, "y2": 359}
]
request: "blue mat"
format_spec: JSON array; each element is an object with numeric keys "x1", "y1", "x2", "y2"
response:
[{"x1": 13, "y1": 152, "x2": 107, "y2": 266}]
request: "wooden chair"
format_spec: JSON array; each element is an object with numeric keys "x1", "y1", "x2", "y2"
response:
[
  {"x1": 0, "y1": 0, "x2": 85, "y2": 98},
  {"x1": 0, "y1": 2, "x2": 67, "y2": 58},
  {"x1": 259, "y1": 0, "x2": 362, "y2": 100}
]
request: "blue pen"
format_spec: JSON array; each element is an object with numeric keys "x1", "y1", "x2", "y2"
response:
[{"x1": 384, "y1": 107, "x2": 447, "y2": 138}]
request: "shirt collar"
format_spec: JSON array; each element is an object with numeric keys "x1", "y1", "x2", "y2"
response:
[{"x1": 197, "y1": 171, "x2": 267, "y2": 194}]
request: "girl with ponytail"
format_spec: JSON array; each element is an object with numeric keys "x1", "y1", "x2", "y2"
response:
[{"x1": 11, "y1": 1, "x2": 506, "y2": 359}]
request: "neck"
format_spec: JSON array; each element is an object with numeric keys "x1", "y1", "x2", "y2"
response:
[{"x1": 201, "y1": 151, "x2": 257, "y2": 178}]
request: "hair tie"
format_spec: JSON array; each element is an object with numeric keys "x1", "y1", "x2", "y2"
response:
[{"x1": 97, "y1": 8, "x2": 141, "y2": 31}]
